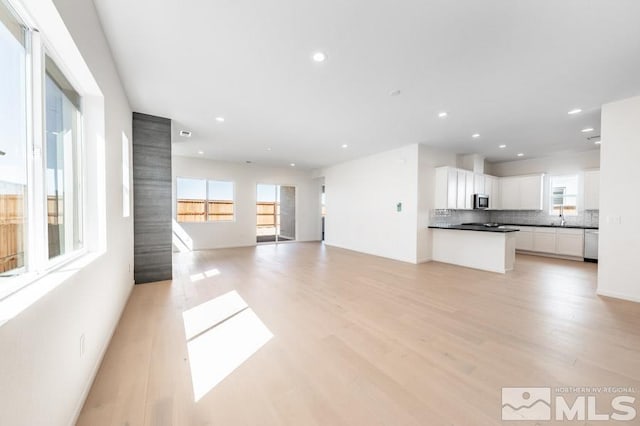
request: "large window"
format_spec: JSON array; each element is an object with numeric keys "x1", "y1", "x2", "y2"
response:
[
  {"x1": 0, "y1": 1, "x2": 27, "y2": 276},
  {"x1": 0, "y1": 1, "x2": 85, "y2": 294},
  {"x1": 207, "y1": 180, "x2": 234, "y2": 221},
  {"x1": 549, "y1": 175, "x2": 578, "y2": 216},
  {"x1": 45, "y1": 57, "x2": 83, "y2": 259},
  {"x1": 176, "y1": 178, "x2": 234, "y2": 222}
]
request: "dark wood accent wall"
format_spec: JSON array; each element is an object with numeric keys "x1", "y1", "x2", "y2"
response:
[{"x1": 132, "y1": 112, "x2": 172, "y2": 284}]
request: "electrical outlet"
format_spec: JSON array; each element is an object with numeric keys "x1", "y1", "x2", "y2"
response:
[{"x1": 80, "y1": 334, "x2": 85, "y2": 358}]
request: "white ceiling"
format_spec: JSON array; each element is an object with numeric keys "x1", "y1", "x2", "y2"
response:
[{"x1": 93, "y1": 0, "x2": 640, "y2": 168}]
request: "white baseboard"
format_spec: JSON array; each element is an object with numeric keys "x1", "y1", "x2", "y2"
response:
[
  {"x1": 516, "y1": 250, "x2": 584, "y2": 262},
  {"x1": 596, "y1": 289, "x2": 640, "y2": 303},
  {"x1": 323, "y1": 241, "x2": 416, "y2": 264},
  {"x1": 69, "y1": 279, "x2": 135, "y2": 426}
]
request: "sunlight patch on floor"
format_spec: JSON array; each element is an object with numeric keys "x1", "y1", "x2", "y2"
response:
[{"x1": 183, "y1": 291, "x2": 273, "y2": 401}]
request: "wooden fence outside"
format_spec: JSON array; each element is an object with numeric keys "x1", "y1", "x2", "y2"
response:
[
  {"x1": 177, "y1": 199, "x2": 235, "y2": 222},
  {"x1": 176, "y1": 199, "x2": 281, "y2": 228},
  {"x1": 257, "y1": 202, "x2": 280, "y2": 228},
  {"x1": 1, "y1": 194, "x2": 25, "y2": 273}
]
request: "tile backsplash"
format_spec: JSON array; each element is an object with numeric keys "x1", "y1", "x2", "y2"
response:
[
  {"x1": 431, "y1": 209, "x2": 599, "y2": 228},
  {"x1": 489, "y1": 210, "x2": 599, "y2": 227},
  {"x1": 430, "y1": 209, "x2": 490, "y2": 226}
]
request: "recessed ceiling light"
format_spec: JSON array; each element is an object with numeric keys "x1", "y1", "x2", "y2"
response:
[
  {"x1": 499, "y1": 144, "x2": 507, "y2": 149},
  {"x1": 390, "y1": 90, "x2": 402, "y2": 97},
  {"x1": 197, "y1": 150, "x2": 204, "y2": 155},
  {"x1": 267, "y1": 147, "x2": 272, "y2": 151},
  {"x1": 312, "y1": 51, "x2": 327, "y2": 62},
  {"x1": 568, "y1": 108, "x2": 582, "y2": 115},
  {"x1": 472, "y1": 133, "x2": 480, "y2": 139},
  {"x1": 215, "y1": 117, "x2": 225, "y2": 122},
  {"x1": 517, "y1": 153, "x2": 524, "y2": 157},
  {"x1": 179, "y1": 130, "x2": 192, "y2": 137},
  {"x1": 438, "y1": 112, "x2": 448, "y2": 118},
  {"x1": 341, "y1": 144, "x2": 348, "y2": 148},
  {"x1": 594, "y1": 141, "x2": 601, "y2": 145},
  {"x1": 290, "y1": 163, "x2": 296, "y2": 167},
  {"x1": 581, "y1": 127, "x2": 594, "y2": 133}
]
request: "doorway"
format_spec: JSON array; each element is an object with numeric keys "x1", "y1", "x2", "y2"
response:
[{"x1": 256, "y1": 184, "x2": 296, "y2": 243}]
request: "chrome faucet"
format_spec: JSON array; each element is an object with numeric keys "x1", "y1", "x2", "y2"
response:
[{"x1": 559, "y1": 205, "x2": 566, "y2": 227}]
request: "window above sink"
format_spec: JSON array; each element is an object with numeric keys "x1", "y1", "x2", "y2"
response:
[{"x1": 549, "y1": 174, "x2": 578, "y2": 217}]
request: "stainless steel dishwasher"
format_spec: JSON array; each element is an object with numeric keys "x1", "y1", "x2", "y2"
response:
[{"x1": 584, "y1": 229, "x2": 599, "y2": 263}]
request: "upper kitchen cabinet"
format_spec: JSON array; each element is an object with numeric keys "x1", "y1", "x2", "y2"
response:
[
  {"x1": 520, "y1": 175, "x2": 544, "y2": 209},
  {"x1": 435, "y1": 167, "x2": 498, "y2": 210},
  {"x1": 464, "y1": 171, "x2": 475, "y2": 209},
  {"x1": 584, "y1": 170, "x2": 600, "y2": 210},
  {"x1": 435, "y1": 167, "x2": 459, "y2": 209},
  {"x1": 500, "y1": 177, "x2": 520, "y2": 209},
  {"x1": 500, "y1": 174, "x2": 544, "y2": 210},
  {"x1": 457, "y1": 170, "x2": 467, "y2": 209},
  {"x1": 474, "y1": 173, "x2": 485, "y2": 194},
  {"x1": 485, "y1": 175, "x2": 501, "y2": 209}
]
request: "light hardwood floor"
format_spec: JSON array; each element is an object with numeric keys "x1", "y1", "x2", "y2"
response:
[{"x1": 77, "y1": 243, "x2": 640, "y2": 425}]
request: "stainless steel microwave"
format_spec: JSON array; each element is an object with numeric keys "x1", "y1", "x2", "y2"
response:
[{"x1": 473, "y1": 194, "x2": 489, "y2": 209}]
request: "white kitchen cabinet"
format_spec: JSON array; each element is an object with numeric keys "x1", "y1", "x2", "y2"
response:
[
  {"x1": 486, "y1": 176, "x2": 501, "y2": 209},
  {"x1": 533, "y1": 227, "x2": 557, "y2": 253},
  {"x1": 584, "y1": 170, "x2": 600, "y2": 210},
  {"x1": 515, "y1": 226, "x2": 535, "y2": 251},
  {"x1": 520, "y1": 175, "x2": 543, "y2": 210},
  {"x1": 516, "y1": 226, "x2": 586, "y2": 258},
  {"x1": 435, "y1": 167, "x2": 458, "y2": 209},
  {"x1": 474, "y1": 173, "x2": 485, "y2": 194},
  {"x1": 556, "y1": 228, "x2": 585, "y2": 257},
  {"x1": 465, "y1": 172, "x2": 474, "y2": 209},
  {"x1": 484, "y1": 176, "x2": 493, "y2": 201},
  {"x1": 500, "y1": 177, "x2": 520, "y2": 210},
  {"x1": 457, "y1": 170, "x2": 467, "y2": 209},
  {"x1": 434, "y1": 167, "x2": 500, "y2": 210},
  {"x1": 500, "y1": 175, "x2": 543, "y2": 210},
  {"x1": 447, "y1": 169, "x2": 457, "y2": 209}
]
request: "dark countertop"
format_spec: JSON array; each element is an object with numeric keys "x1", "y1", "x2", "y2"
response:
[
  {"x1": 462, "y1": 222, "x2": 599, "y2": 230},
  {"x1": 429, "y1": 224, "x2": 519, "y2": 233}
]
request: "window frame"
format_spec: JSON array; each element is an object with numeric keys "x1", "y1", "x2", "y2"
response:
[
  {"x1": 548, "y1": 174, "x2": 579, "y2": 217},
  {"x1": 44, "y1": 55, "x2": 86, "y2": 262},
  {"x1": 206, "y1": 179, "x2": 235, "y2": 222},
  {"x1": 0, "y1": 1, "x2": 87, "y2": 300},
  {"x1": 0, "y1": 0, "x2": 28, "y2": 282},
  {"x1": 175, "y1": 177, "x2": 236, "y2": 223}
]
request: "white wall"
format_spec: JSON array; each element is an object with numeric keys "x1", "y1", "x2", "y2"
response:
[
  {"x1": 0, "y1": 0, "x2": 134, "y2": 424},
  {"x1": 323, "y1": 144, "x2": 420, "y2": 263},
  {"x1": 417, "y1": 145, "x2": 457, "y2": 262},
  {"x1": 487, "y1": 149, "x2": 600, "y2": 177},
  {"x1": 172, "y1": 156, "x2": 322, "y2": 249},
  {"x1": 597, "y1": 95, "x2": 640, "y2": 303}
]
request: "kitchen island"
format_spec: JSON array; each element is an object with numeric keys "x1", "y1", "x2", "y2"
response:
[{"x1": 429, "y1": 224, "x2": 518, "y2": 273}]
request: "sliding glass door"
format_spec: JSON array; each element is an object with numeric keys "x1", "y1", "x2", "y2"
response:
[{"x1": 256, "y1": 184, "x2": 295, "y2": 244}]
